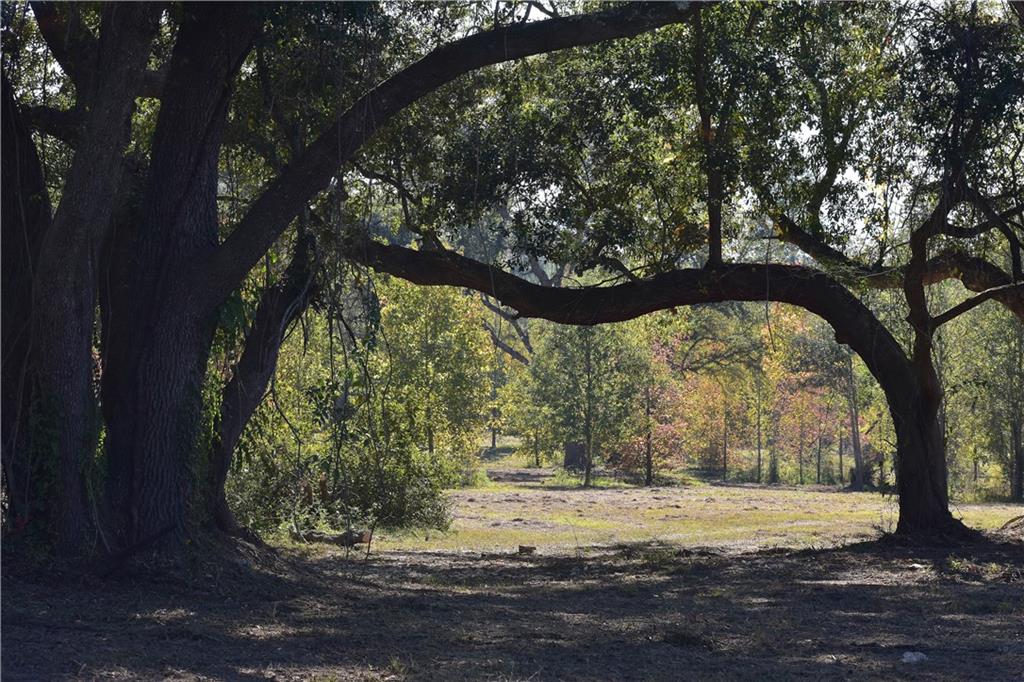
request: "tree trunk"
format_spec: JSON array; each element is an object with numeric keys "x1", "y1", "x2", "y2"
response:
[
  {"x1": 798, "y1": 421, "x2": 805, "y2": 485},
  {"x1": 722, "y1": 408, "x2": 728, "y2": 481},
  {"x1": 1012, "y1": 417, "x2": 1023, "y2": 502},
  {"x1": 888, "y1": 394, "x2": 956, "y2": 534},
  {"x1": 18, "y1": 6, "x2": 161, "y2": 555},
  {"x1": 644, "y1": 382, "x2": 653, "y2": 486},
  {"x1": 583, "y1": 333, "x2": 593, "y2": 488},
  {"x1": 816, "y1": 432, "x2": 823, "y2": 485},
  {"x1": 838, "y1": 430, "x2": 844, "y2": 484},
  {"x1": 755, "y1": 380, "x2": 762, "y2": 484},
  {"x1": 845, "y1": 352, "x2": 866, "y2": 490},
  {"x1": 1, "y1": 76, "x2": 52, "y2": 532},
  {"x1": 100, "y1": 6, "x2": 260, "y2": 546},
  {"x1": 208, "y1": 234, "x2": 315, "y2": 536}
]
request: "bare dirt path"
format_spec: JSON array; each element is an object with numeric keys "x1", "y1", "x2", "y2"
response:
[{"x1": 4, "y1": 476, "x2": 1023, "y2": 681}]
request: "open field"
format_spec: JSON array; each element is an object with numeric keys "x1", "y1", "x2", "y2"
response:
[
  {"x1": 4, "y1": 468, "x2": 1023, "y2": 681},
  {"x1": 375, "y1": 466, "x2": 1020, "y2": 553}
]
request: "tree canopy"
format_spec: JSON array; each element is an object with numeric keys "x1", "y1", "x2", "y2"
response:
[{"x1": 2, "y1": 1, "x2": 1022, "y2": 558}]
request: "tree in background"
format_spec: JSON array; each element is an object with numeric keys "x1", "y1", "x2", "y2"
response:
[{"x1": 527, "y1": 323, "x2": 645, "y2": 487}]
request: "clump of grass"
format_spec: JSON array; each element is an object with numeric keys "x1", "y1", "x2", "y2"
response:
[
  {"x1": 543, "y1": 469, "x2": 634, "y2": 489},
  {"x1": 461, "y1": 468, "x2": 494, "y2": 488}
]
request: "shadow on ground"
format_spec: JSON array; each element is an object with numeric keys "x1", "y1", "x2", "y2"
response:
[{"x1": 3, "y1": 534, "x2": 1023, "y2": 681}]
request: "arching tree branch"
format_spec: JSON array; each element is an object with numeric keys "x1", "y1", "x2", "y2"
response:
[
  {"x1": 341, "y1": 237, "x2": 916, "y2": 402},
  {"x1": 202, "y1": 1, "x2": 707, "y2": 308}
]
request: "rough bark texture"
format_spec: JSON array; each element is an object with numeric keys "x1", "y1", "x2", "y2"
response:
[
  {"x1": 24, "y1": 4, "x2": 161, "y2": 554},
  {"x1": 100, "y1": 5, "x2": 262, "y2": 546}
]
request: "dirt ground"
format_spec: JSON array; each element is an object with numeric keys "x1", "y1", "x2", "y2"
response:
[{"x1": 4, "y1": 470, "x2": 1023, "y2": 681}]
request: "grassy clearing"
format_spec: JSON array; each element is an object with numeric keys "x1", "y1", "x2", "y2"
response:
[{"x1": 375, "y1": 467, "x2": 1022, "y2": 553}]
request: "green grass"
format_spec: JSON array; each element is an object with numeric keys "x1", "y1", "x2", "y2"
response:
[
  {"x1": 542, "y1": 469, "x2": 636, "y2": 489},
  {"x1": 373, "y1": 474, "x2": 1022, "y2": 553}
]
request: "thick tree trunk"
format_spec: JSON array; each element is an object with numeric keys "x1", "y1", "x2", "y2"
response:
[
  {"x1": 100, "y1": 6, "x2": 260, "y2": 546},
  {"x1": 889, "y1": 394, "x2": 956, "y2": 533},
  {"x1": 16, "y1": 5, "x2": 160, "y2": 555}
]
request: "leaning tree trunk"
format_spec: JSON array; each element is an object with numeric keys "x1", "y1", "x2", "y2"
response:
[{"x1": 208, "y1": 235, "x2": 315, "y2": 536}]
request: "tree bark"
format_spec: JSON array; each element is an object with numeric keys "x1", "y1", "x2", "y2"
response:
[
  {"x1": 23, "y1": 4, "x2": 161, "y2": 554},
  {"x1": 1, "y1": 75, "x2": 52, "y2": 530},
  {"x1": 100, "y1": 5, "x2": 261, "y2": 546}
]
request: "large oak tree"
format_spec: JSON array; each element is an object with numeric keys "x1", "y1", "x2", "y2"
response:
[{"x1": 2, "y1": 1, "x2": 705, "y2": 555}]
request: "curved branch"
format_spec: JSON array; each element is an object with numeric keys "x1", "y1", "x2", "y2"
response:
[
  {"x1": 774, "y1": 213, "x2": 1024, "y2": 321},
  {"x1": 342, "y1": 238, "x2": 915, "y2": 400},
  {"x1": 931, "y1": 283, "x2": 1024, "y2": 329},
  {"x1": 202, "y1": 1, "x2": 707, "y2": 309}
]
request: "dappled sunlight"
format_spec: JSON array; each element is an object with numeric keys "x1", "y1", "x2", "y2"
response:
[{"x1": 9, "y1": 533, "x2": 1022, "y2": 680}]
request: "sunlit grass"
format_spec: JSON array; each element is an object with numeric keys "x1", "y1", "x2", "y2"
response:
[{"x1": 374, "y1": 476, "x2": 1022, "y2": 553}]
